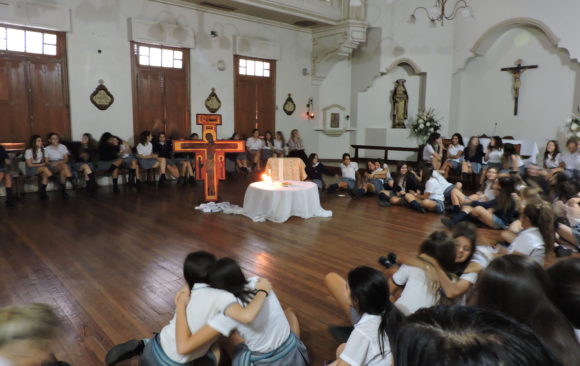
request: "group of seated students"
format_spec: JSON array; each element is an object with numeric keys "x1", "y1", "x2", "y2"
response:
[
  {"x1": 8, "y1": 235, "x2": 579, "y2": 366},
  {"x1": 227, "y1": 128, "x2": 308, "y2": 173}
]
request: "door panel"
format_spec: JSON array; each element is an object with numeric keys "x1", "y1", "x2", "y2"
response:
[
  {"x1": 235, "y1": 78, "x2": 258, "y2": 137},
  {"x1": 0, "y1": 58, "x2": 30, "y2": 143},
  {"x1": 163, "y1": 71, "x2": 189, "y2": 139},
  {"x1": 134, "y1": 69, "x2": 164, "y2": 136}
]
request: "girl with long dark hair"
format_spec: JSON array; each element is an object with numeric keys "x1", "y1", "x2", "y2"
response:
[
  {"x1": 506, "y1": 202, "x2": 555, "y2": 265},
  {"x1": 273, "y1": 131, "x2": 286, "y2": 157},
  {"x1": 153, "y1": 132, "x2": 181, "y2": 183},
  {"x1": 246, "y1": 128, "x2": 264, "y2": 171},
  {"x1": 97, "y1": 132, "x2": 124, "y2": 193},
  {"x1": 261, "y1": 130, "x2": 275, "y2": 163},
  {"x1": 542, "y1": 140, "x2": 563, "y2": 178},
  {"x1": 24, "y1": 135, "x2": 52, "y2": 200},
  {"x1": 501, "y1": 143, "x2": 525, "y2": 174},
  {"x1": 547, "y1": 258, "x2": 580, "y2": 342},
  {"x1": 475, "y1": 255, "x2": 580, "y2": 366},
  {"x1": 175, "y1": 258, "x2": 309, "y2": 366},
  {"x1": 403, "y1": 167, "x2": 446, "y2": 214},
  {"x1": 45, "y1": 132, "x2": 74, "y2": 198},
  {"x1": 480, "y1": 136, "x2": 503, "y2": 185},
  {"x1": 441, "y1": 133, "x2": 464, "y2": 178},
  {"x1": 136, "y1": 130, "x2": 168, "y2": 185},
  {"x1": 306, "y1": 153, "x2": 325, "y2": 190},
  {"x1": 422, "y1": 132, "x2": 443, "y2": 169},
  {"x1": 378, "y1": 162, "x2": 420, "y2": 207},
  {"x1": 70, "y1": 133, "x2": 98, "y2": 193}
]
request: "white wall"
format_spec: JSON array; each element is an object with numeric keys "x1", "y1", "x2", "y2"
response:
[
  {"x1": 453, "y1": 26, "x2": 578, "y2": 148},
  {"x1": 5, "y1": 0, "x2": 315, "y2": 146}
]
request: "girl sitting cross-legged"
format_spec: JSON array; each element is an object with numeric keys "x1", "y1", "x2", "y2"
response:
[
  {"x1": 105, "y1": 251, "x2": 272, "y2": 366},
  {"x1": 447, "y1": 166, "x2": 499, "y2": 212},
  {"x1": 404, "y1": 167, "x2": 446, "y2": 214},
  {"x1": 350, "y1": 160, "x2": 392, "y2": 198},
  {"x1": 306, "y1": 153, "x2": 326, "y2": 190},
  {"x1": 378, "y1": 162, "x2": 420, "y2": 207},
  {"x1": 175, "y1": 258, "x2": 309, "y2": 366},
  {"x1": 24, "y1": 135, "x2": 53, "y2": 200},
  {"x1": 327, "y1": 153, "x2": 359, "y2": 194},
  {"x1": 442, "y1": 175, "x2": 519, "y2": 230}
]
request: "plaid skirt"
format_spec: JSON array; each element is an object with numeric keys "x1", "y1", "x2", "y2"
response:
[{"x1": 232, "y1": 332, "x2": 309, "y2": 366}]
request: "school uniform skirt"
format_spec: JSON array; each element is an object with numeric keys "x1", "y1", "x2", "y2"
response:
[
  {"x1": 121, "y1": 156, "x2": 137, "y2": 169},
  {"x1": 139, "y1": 334, "x2": 216, "y2": 366},
  {"x1": 138, "y1": 158, "x2": 158, "y2": 170},
  {"x1": 26, "y1": 166, "x2": 41, "y2": 176},
  {"x1": 261, "y1": 149, "x2": 273, "y2": 160},
  {"x1": 97, "y1": 160, "x2": 118, "y2": 171},
  {"x1": 48, "y1": 160, "x2": 66, "y2": 172},
  {"x1": 164, "y1": 158, "x2": 177, "y2": 166},
  {"x1": 232, "y1": 332, "x2": 309, "y2": 366},
  {"x1": 443, "y1": 185, "x2": 455, "y2": 203},
  {"x1": 72, "y1": 162, "x2": 94, "y2": 171}
]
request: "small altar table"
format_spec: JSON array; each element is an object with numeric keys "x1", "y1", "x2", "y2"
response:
[{"x1": 242, "y1": 181, "x2": 332, "y2": 223}]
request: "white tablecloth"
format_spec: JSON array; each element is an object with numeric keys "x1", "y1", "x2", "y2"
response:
[
  {"x1": 480, "y1": 138, "x2": 539, "y2": 163},
  {"x1": 243, "y1": 181, "x2": 332, "y2": 223}
]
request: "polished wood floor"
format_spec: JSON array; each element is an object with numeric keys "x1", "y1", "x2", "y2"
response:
[{"x1": 0, "y1": 176, "x2": 565, "y2": 365}]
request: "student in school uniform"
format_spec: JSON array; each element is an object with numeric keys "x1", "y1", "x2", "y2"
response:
[
  {"x1": 547, "y1": 258, "x2": 580, "y2": 343},
  {"x1": 449, "y1": 166, "x2": 498, "y2": 209},
  {"x1": 246, "y1": 129, "x2": 264, "y2": 171},
  {"x1": 350, "y1": 160, "x2": 392, "y2": 198},
  {"x1": 461, "y1": 136, "x2": 484, "y2": 188},
  {"x1": 327, "y1": 153, "x2": 359, "y2": 194},
  {"x1": 136, "y1": 130, "x2": 168, "y2": 185},
  {"x1": 230, "y1": 132, "x2": 250, "y2": 173},
  {"x1": 105, "y1": 251, "x2": 272, "y2": 366},
  {"x1": 45, "y1": 132, "x2": 75, "y2": 198},
  {"x1": 153, "y1": 132, "x2": 182, "y2": 183},
  {"x1": 326, "y1": 266, "x2": 403, "y2": 366},
  {"x1": 475, "y1": 255, "x2": 580, "y2": 366},
  {"x1": 306, "y1": 153, "x2": 325, "y2": 190},
  {"x1": 501, "y1": 143, "x2": 525, "y2": 174},
  {"x1": 395, "y1": 305, "x2": 563, "y2": 366},
  {"x1": 70, "y1": 133, "x2": 98, "y2": 193},
  {"x1": 443, "y1": 175, "x2": 519, "y2": 230},
  {"x1": 260, "y1": 130, "x2": 275, "y2": 166},
  {"x1": 506, "y1": 202, "x2": 554, "y2": 265},
  {"x1": 97, "y1": 133, "x2": 124, "y2": 193},
  {"x1": 560, "y1": 137, "x2": 579, "y2": 179},
  {"x1": 24, "y1": 135, "x2": 52, "y2": 200},
  {"x1": 404, "y1": 168, "x2": 446, "y2": 214},
  {"x1": 113, "y1": 136, "x2": 141, "y2": 187},
  {"x1": 287, "y1": 129, "x2": 308, "y2": 164},
  {"x1": 174, "y1": 134, "x2": 196, "y2": 185},
  {"x1": 174, "y1": 258, "x2": 309, "y2": 366},
  {"x1": 0, "y1": 144, "x2": 15, "y2": 206},
  {"x1": 481, "y1": 136, "x2": 503, "y2": 185},
  {"x1": 441, "y1": 133, "x2": 464, "y2": 178},
  {"x1": 422, "y1": 133, "x2": 443, "y2": 169},
  {"x1": 378, "y1": 162, "x2": 420, "y2": 207},
  {"x1": 273, "y1": 131, "x2": 286, "y2": 157},
  {"x1": 542, "y1": 140, "x2": 563, "y2": 178}
]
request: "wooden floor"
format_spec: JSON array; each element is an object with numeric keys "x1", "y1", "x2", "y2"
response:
[{"x1": 0, "y1": 176, "x2": 565, "y2": 365}]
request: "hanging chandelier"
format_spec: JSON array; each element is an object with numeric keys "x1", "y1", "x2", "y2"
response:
[{"x1": 408, "y1": 0, "x2": 473, "y2": 26}]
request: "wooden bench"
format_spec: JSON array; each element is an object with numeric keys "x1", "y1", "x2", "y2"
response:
[{"x1": 351, "y1": 145, "x2": 421, "y2": 166}]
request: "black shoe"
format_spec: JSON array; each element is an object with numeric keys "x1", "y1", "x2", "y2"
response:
[
  {"x1": 105, "y1": 339, "x2": 145, "y2": 365},
  {"x1": 555, "y1": 246, "x2": 572, "y2": 257},
  {"x1": 158, "y1": 175, "x2": 166, "y2": 186},
  {"x1": 378, "y1": 200, "x2": 391, "y2": 207},
  {"x1": 327, "y1": 184, "x2": 338, "y2": 194},
  {"x1": 188, "y1": 176, "x2": 196, "y2": 185},
  {"x1": 328, "y1": 325, "x2": 354, "y2": 344},
  {"x1": 113, "y1": 186, "x2": 120, "y2": 194},
  {"x1": 441, "y1": 217, "x2": 453, "y2": 228},
  {"x1": 61, "y1": 190, "x2": 69, "y2": 200},
  {"x1": 378, "y1": 252, "x2": 398, "y2": 269}
]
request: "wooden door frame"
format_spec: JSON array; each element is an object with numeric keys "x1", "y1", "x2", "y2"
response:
[
  {"x1": 0, "y1": 24, "x2": 70, "y2": 141},
  {"x1": 130, "y1": 41, "x2": 191, "y2": 140},
  {"x1": 233, "y1": 55, "x2": 276, "y2": 136}
]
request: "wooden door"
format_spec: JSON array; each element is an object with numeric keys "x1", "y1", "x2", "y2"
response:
[
  {"x1": 234, "y1": 55, "x2": 276, "y2": 137},
  {"x1": 0, "y1": 26, "x2": 69, "y2": 143},
  {"x1": 0, "y1": 58, "x2": 30, "y2": 143},
  {"x1": 131, "y1": 42, "x2": 190, "y2": 139}
]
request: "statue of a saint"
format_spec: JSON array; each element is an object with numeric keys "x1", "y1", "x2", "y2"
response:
[{"x1": 392, "y1": 79, "x2": 408, "y2": 128}]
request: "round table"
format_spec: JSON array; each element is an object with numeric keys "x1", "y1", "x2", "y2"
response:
[{"x1": 242, "y1": 181, "x2": 333, "y2": 223}]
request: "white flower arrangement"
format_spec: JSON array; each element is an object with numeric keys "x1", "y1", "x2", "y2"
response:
[
  {"x1": 565, "y1": 112, "x2": 580, "y2": 138},
  {"x1": 410, "y1": 108, "x2": 442, "y2": 138}
]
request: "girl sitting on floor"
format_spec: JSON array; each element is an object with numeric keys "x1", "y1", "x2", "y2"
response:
[
  {"x1": 136, "y1": 130, "x2": 168, "y2": 185},
  {"x1": 105, "y1": 251, "x2": 272, "y2": 366},
  {"x1": 175, "y1": 257, "x2": 309, "y2": 366},
  {"x1": 306, "y1": 153, "x2": 325, "y2": 190},
  {"x1": 327, "y1": 153, "x2": 359, "y2": 194},
  {"x1": 350, "y1": 160, "x2": 391, "y2": 198},
  {"x1": 501, "y1": 143, "x2": 525, "y2": 174},
  {"x1": 378, "y1": 162, "x2": 420, "y2": 207},
  {"x1": 404, "y1": 167, "x2": 446, "y2": 214},
  {"x1": 327, "y1": 266, "x2": 403, "y2": 366},
  {"x1": 507, "y1": 202, "x2": 554, "y2": 265},
  {"x1": 422, "y1": 133, "x2": 443, "y2": 169},
  {"x1": 448, "y1": 166, "x2": 498, "y2": 210},
  {"x1": 442, "y1": 175, "x2": 518, "y2": 230},
  {"x1": 441, "y1": 133, "x2": 464, "y2": 178},
  {"x1": 25, "y1": 135, "x2": 52, "y2": 200}
]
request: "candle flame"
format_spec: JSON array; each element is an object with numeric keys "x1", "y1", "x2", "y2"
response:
[{"x1": 261, "y1": 173, "x2": 272, "y2": 184}]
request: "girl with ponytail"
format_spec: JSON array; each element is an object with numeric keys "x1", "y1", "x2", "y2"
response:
[
  {"x1": 327, "y1": 266, "x2": 403, "y2": 366},
  {"x1": 509, "y1": 202, "x2": 555, "y2": 265}
]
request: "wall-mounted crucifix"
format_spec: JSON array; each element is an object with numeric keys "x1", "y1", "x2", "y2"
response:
[{"x1": 501, "y1": 59, "x2": 538, "y2": 116}]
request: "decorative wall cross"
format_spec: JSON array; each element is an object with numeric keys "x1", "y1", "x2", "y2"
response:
[
  {"x1": 173, "y1": 114, "x2": 245, "y2": 202},
  {"x1": 500, "y1": 59, "x2": 538, "y2": 116}
]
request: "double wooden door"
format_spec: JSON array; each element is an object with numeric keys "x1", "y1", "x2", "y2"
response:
[
  {"x1": 234, "y1": 55, "x2": 276, "y2": 137},
  {"x1": 0, "y1": 34, "x2": 70, "y2": 143},
  {"x1": 131, "y1": 42, "x2": 190, "y2": 139}
]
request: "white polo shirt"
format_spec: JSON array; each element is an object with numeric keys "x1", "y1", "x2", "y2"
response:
[
  {"x1": 510, "y1": 227, "x2": 545, "y2": 265},
  {"x1": 45, "y1": 144, "x2": 69, "y2": 161},
  {"x1": 208, "y1": 277, "x2": 290, "y2": 353},
  {"x1": 136, "y1": 142, "x2": 153, "y2": 156},
  {"x1": 432, "y1": 170, "x2": 453, "y2": 191},
  {"x1": 447, "y1": 144, "x2": 464, "y2": 163},
  {"x1": 274, "y1": 139, "x2": 285, "y2": 151},
  {"x1": 422, "y1": 144, "x2": 437, "y2": 161},
  {"x1": 341, "y1": 162, "x2": 359, "y2": 180},
  {"x1": 425, "y1": 177, "x2": 445, "y2": 202},
  {"x1": 246, "y1": 137, "x2": 264, "y2": 151},
  {"x1": 24, "y1": 148, "x2": 45, "y2": 164},
  {"x1": 544, "y1": 153, "x2": 561, "y2": 169},
  {"x1": 561, "y1": 151, "x2": 580, "y2": 170},
  {"x1": 159, "y1": 284, "x2": 237, "y2": 363},
  {"x1": 486, "y1": 149, "x2": 503, "y2": 163},
  {"x1": 392, "y1": 265, "x2": 439, "y2": 316},
  {"x1": 339, "y1": 313, "x2": 392, "y2": 366}
]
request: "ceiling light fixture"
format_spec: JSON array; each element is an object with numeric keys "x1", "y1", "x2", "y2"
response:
[{"x1": 408, "y1": 0, "x2": 473, "y2": 26}]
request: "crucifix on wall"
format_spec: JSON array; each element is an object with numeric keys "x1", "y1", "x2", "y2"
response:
[
  {"x1": 501, "y1": 59, "x2": 538, "y2": 116},
  {"x1": 173, "y1": 114, "x2": 245, "y2": 202}
]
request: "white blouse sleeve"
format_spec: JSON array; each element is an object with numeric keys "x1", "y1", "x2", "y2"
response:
[
  {"x1": 392, "y1": 265, "x2": 410, "y2": 287},
  {"x1": 339, "y1": 328, "x2": 370, "y2": 366}
]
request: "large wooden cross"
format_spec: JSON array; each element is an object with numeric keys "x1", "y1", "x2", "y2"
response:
[
  {"x1": 173, "y1": 114, "x2": 245, "y2": 202},
  {"x1": 501, "y1": 59, "x2": 538, "y2": 116}
]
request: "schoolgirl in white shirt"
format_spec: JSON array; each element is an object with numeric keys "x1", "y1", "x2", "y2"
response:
[
  {"x1": 45, "y1": 132, "x2": 73, "y2": 198},
  {"x1": 136, "y1": 130, "x2": 168, "y2": 185},
  {"x1": 246, "y1": 129, "x2": 264, "y2": 171},
  {"x1": 441, "y1": 133, "x2": 464, "y2": 178},
  {"x1": 507, "y1": 202, "x2": 554, "y2": 265},
  {"x1": 261, "y1": 130, "x2": 275, "y2": 163},
  {"x1": 273, "y1": 131, "x2": 286, "y2": 157},
  {"x1": 24, "y1": 135, "x2": 52, "y2": 200},
  {"x1": 542, "y1": 140, "x2": 563, "y2": 178},
  {"x1": 422, "y1": 132, "x2": 443, "y2": 169},
  {"x1": 174, "y1": 258, "x2": 308, "y2": 366},
  {"x1": 480, "y1": 136, "x2": 503, "y2": 186},
  {"x1": 327, "y1": 153, "x2": 359, "y2": 194},
  {"x1": 448, "y1": 166, "x2": 498, "y2": 211},
  {"x1": 404, "y1": 168, "x2": 446, "y2": 214},
  {"x1": 560, "y1": 137, "x2": 579, "y2": 179},
  {"x1": 501, "y1": 143, "x2": 525, "y2": 174},
  {"x1": 350, "y1": 160, "x2": 392, "y2": 198}
]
